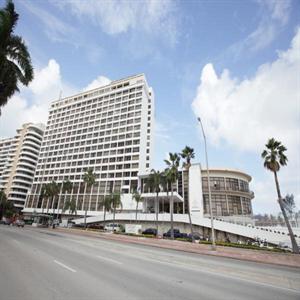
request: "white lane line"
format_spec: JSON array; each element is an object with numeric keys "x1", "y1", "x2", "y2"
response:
[
  {"x1": 96, "y1": 255, "x2": 123, "y2": 265},
  {"x1": 136, "y1": 256, "x2": 300, "y2": 294},
  {"x1": 53, "y1": 260, "x2": 77, "y2": 273}
]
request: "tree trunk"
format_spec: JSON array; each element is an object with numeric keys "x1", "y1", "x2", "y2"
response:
[
  {"x1": 274, "y1": 171, "x2": 299, "y2": 254},
  {"x1": 155, "y1": 193, "x2": 159, "y2": 238},
  {"x1": 84, "y1": 208, "x2": 87, "y2": 229},
  {"x1": 136, "y1": 202, "x2": 138, "y2": 224},
  {"x1": 103, "y1": 209, "x2": 106, "y2": 230},
  {"x1": 170, "y1": 186, "x2": 174, "y2": 240},
  {"x1": 113, "y1": 206, "x2": 116, "y2": 232}
]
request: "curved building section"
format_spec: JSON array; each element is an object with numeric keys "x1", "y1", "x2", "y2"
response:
[
  {"x1": 201, "y1": 168, "x2": 254, "y2": 223},
  {"x1": 0, "y1": 123, "x2": 44, "y2": 210}
]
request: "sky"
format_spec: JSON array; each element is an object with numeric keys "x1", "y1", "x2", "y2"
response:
[{"x1": 0, "y1": 0, "x2": 299, "y2": 215}]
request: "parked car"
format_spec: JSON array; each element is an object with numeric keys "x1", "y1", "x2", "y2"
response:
[
  {"x1": 187, "y1": 232, "x2": 203, "y2": 241},
  {"x1": 13, "y1": 220, "x2": 25, "y2": 227},
  {"x1": 104, "y1": 223, "x2": 123, "y2": 232},
  {"x1": 0, "y1": 219, "x2": 12, "y2": 225},
  {"x1": 163, "y1": 229, "x2": 188, "y2": 239},
  {"x1": 142, "y1": 228, "x2": 157, "y2": 235}
]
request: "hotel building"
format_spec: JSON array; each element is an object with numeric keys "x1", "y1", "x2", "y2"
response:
[
  {"x1": 0, "y1": 123, "x2": 44, "y2": 210},
  {"x1": 24, "y1": 74, "x2": 154, "y2": 215}
]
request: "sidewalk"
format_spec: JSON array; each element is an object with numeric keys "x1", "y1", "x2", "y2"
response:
[{"x1": 54, "y1": 227, "x2": 300, "y2": 268}]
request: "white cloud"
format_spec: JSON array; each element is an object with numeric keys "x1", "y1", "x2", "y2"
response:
[
  {"x1": 54, "y1": 0, "x2": 178, "y2": 45},
  {"x1": 83, "y1": 76, "x2": 111, "y2": 91},
  {"x1": 0, "y1": 59, "x2": 74, "y2": 138},
  {"x1": 0, "y1": 59, "x2": 110, "y2": 139},
  {"x1": 21, "y1": 1, "x2": 78, "y2": 46},
  {"x1": 227, "y1": 0, "x2": 291, "y2": 56},
  {"x1": 192, "y1": 28, "x2": 300, "y2": 213},
  {"x1": 21, "y1": 2, "x2": 104, "y2": 63}
]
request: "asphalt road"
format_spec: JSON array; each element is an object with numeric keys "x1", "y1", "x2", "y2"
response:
[{"x1": 1, "y1": 225, "x2": 300, "y2": 300}]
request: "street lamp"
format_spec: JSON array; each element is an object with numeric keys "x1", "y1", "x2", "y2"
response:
[{"x1": 197, "y1": 117, "x2": 216, "y2": 250}]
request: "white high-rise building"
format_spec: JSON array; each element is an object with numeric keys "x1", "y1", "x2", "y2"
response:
[
  {"x1": 0, "y1": 123, "x2": 44, "y2": 210},
  {"x1": 24, "y1": 74, "x2": 154, "y2": 215}
]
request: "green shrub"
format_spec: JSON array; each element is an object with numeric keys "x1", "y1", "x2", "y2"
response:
[{"x1": 200, "y1": 241, "x2": 287, "y2": 252}]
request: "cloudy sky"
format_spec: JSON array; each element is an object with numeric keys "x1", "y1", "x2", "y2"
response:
[{"x1": 0, "y1": 0, "x2": 299, "y2": 214}]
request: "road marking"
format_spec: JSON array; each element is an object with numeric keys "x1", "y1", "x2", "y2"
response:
[
  {"x1": 54, "y1": 260, "x2": 77, "y2": 273},
  {"x1": 96, "y1": 255, "x2": 123, "y2": 265}
]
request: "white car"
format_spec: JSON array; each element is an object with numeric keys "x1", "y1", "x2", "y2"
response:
[{"x1": 104, "y1": 223, "x2": 122, "y2": 232}]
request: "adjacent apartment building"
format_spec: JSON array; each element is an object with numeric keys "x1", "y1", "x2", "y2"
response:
[
  {"x1": 24, "y1": 74, "x2": 154, "y2": 215},
  {"x1": 0, "y1": 123, "x2": 45, "y2": 210}
]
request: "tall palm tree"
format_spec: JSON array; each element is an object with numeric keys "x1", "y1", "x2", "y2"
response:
[
  {"x1": 103, "y1": 194, "x2": 112, "y2": 229},
  {"x1": 180, "y1": 146, "x2": 195, "y2": 242},
  {"x1": 83, "y1": 168, "x2": 96, "y2": 228},
  {"x1": 132, "y1": 190, "x2": 143, "y2": 223},
  {"x1": 110, "y1": 192, "x2": 122, "y2": 232},
  {"x1": 262, "y1": 138, "x2": 299, "y2": 253},
  {"x1": 147, "y1": 169, "x2": 163, "y2": 238},
  {"x1": 45, "y1": 181, "x2": 60, "y2": 226},
  {"x1": 0, "y1": 0, "x2": 33, "y2": 114},
  {"x1": 60, "y1": 179, "x2": 73, "y2": 216},
  {"x1": 63, "y1": 199, "x2": 77, "y2": 216},
  {"x1": 62, "y1": 179, "x2": 73, "y2": 194},
  {"x1": 164, "y1": 153, "x2": 180, "y2": 240}
]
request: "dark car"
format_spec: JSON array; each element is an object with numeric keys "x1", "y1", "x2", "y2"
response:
[
  {"x1": 163, "y1": 229, "x2": 188, "y2": 239},
  {"x1": 187, "y1": 233, "x2": 203, "y2": 241},
  {"x1": 142, "y1": 228, "x2": 157, "y2": 235}
]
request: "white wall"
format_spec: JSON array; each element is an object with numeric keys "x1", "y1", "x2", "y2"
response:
[{"x1": 189, "y1": 164, "x2": 203, "y2": 216}]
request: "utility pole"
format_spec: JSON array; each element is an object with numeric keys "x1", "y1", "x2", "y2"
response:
[{"x1": 197, "y1": 117, "x2": 216, "y2": 250}]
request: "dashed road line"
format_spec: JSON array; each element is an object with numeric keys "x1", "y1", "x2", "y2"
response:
[{"x1": 54, "y1": 260, "x2": 77, "y2": 273}]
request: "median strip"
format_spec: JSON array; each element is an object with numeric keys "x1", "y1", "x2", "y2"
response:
[{"x1": 54, "y1": 260, "x2": 77, "y2": 273}]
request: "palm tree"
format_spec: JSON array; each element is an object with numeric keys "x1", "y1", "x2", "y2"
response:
[
  {"x1": 45, "y1": 181, "x2": 60, "y2": 219},
  {"x1": 261, "y1": 138, "x2": 299, "y2": 253},
  {"x1": 0, "y1": 0, "x2": 33, "y2": 114},
  {"x1": 37, "y1": 185, "x2": 46, "y2": 211},
  {"x1": 164, "y1": 153, "x2": 180, "y2": 239},
  {"x1": 83, "y1": 168, "x2": 96, "y2": 228},
  {"x1": 60, "y1": 179, "x2": 73, "y2": 216},
  {"x1": 0, "y1": 190, "x2": 6, "y2": 218},
  {"x1": 103, "y1": 195, "x2": 112, "y2": 229},
  {"x1": 147, "y1": 169, "x2": 163, "y2": 238},
  {"x1": 180, "y1": 146, "x2": 195, "y2": 242},
  {"x1": 62, "y1": 179, "x2": 73, "y2": 194},
  {"x1": 110, "y1": 192, "x2": 122, "y2": 232},
  {"x1": 0, "y1": 190, "x2": 15, "y2": 218},
  {"x1": 132, "y1": 190, "x2": 143, "y2": 223},
  {"x1": 63, "y1": 199, "x2": 77, "y2": 216}
]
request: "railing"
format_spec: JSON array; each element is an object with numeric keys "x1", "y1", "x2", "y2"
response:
[{"x1": 213, "y1": 217, "x2": 299, "y2": 238}]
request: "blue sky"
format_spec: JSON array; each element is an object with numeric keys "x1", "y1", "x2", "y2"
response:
[{"x1": 0, "y1": 0, "x2": 299, "y2": 214}]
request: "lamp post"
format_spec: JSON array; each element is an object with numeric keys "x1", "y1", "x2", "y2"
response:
[{"x1": 197, "y1": 117, "x2": 216, "y2": 250}]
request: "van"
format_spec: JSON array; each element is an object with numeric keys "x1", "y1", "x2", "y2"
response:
[{"x1": 104, "y1": 223, "x2": 122, "y2": 232}]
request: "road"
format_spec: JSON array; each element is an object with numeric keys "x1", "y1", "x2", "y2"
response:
[{"x1": 1, "y1": 225, "x2": 300, "y2": 300}]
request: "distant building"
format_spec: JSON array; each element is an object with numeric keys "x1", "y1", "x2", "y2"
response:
[
  {"x1": 24, "y1": 74, "x2": 154, "y2": 215},
  {"x1": 0, "y1": 123, "x2": 45, "y2": 210}
]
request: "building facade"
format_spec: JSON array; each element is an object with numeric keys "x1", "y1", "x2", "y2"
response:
[
  {"x1": 24, "y1": 74, "x2": 154, "y2": 215},
  {"x1": 0, "y1": 123, "x2": 44, "y2": 210},
  {"x1": 139, "y1": 165, "x2": 254, "y2": 224},
  {"x1": 201, "y1": 169, "x2": 253, "y2": 221}
]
